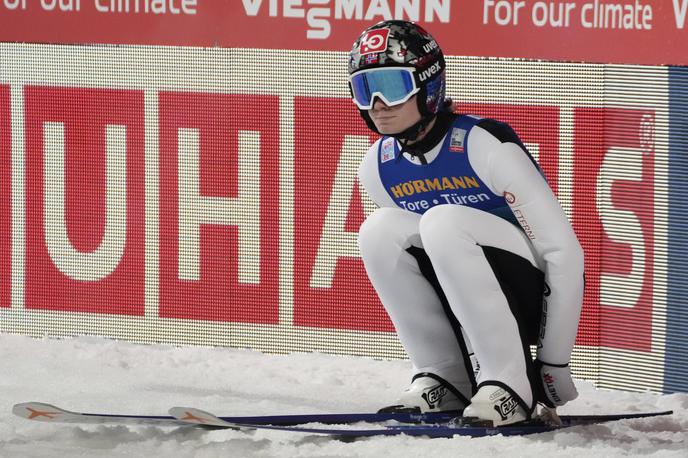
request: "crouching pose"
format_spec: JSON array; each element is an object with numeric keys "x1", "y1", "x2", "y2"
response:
[{"x1": 349, "y1": 20, "x2": 585, "y2": 426}]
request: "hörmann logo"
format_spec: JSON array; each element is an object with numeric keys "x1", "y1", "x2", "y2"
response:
[
  {"x1": 389, "y1": 176, "x2": 480, "y2": 198},
  {"x1": 241, "y1": 0, "x2": 451, "y2": 39}
]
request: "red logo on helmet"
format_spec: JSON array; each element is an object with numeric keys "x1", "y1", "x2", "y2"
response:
[{"x1": 359, "y1": 29, "x2": 390, "y2": 55}]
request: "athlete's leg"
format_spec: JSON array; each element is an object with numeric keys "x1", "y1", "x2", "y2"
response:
[
  {"x1": 358, "y1": 207, "x2": 473, "y2": 405},
  {"x1": 419, "y1": 204, "x2": 543, "y2": 416}
]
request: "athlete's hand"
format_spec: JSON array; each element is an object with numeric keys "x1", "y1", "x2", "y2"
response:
[{"x1": 534, "y1": 359, "x2": 578, "y2": 407}]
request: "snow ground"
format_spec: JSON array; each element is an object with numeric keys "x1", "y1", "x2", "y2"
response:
[{"x1": 0, "y1": 333, "x2": 685, "y2": 458}]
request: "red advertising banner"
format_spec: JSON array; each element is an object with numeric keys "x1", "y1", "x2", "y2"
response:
[
  {"x1": 0, "y1": 85, "x2": 9, "y2": 309},
  {"x1": 158, "y1": 92, "x2": 280, "y2": 324},
  {"x1": 573, "y1": 107, "x2": 655, "y2": 352},
  {"x1": 0, "y1": 75, "x2": 663, "y2": 358},
  {"x1": 292, "y1": 96, "x2": 389, "y2": 331},
  {"x1": 0, "y1": 1, "x2": 686, "y2": 65},
  {"x1": 24, "y1": 86, "x2": 146, "y2": 315}
]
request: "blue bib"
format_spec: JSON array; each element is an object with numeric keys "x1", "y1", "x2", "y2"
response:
[{"x1": 378, "y1": 115, "x2": 518, "y2": 226}]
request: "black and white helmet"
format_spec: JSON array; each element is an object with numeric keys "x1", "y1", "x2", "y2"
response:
[{"x1": 348, "y1": 20, "x2": 447, "y2": 137}]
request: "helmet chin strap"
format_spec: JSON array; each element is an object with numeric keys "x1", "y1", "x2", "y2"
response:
[{"x1": 391, "y1": 115, "x2": 435, "y2": 165}]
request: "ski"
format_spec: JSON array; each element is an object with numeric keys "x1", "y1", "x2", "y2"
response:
[
  {"x1": 11, "y1": 402, "x2": 457, "y2": 427},
  {"x1": 13, "y1": 402, "x2": 673, "y2": 438},
  {"x1": 168, "y1": 406, "x2": 674, "y2": 438},
  {"x1": 12, "y1": 402, "x2": 189, "y2": 427}
]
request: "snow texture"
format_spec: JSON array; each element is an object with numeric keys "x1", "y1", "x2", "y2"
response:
[{"x1": 1, "y1": 334, "x2": 685, "y2": 457}]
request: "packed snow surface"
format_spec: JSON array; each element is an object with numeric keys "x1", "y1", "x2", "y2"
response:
[{"x1": 0, "y1": 334, "x2": 685, "y2": 457}]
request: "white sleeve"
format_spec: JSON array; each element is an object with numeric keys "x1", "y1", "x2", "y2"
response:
[
  {"x1": 470, "y1": 126, "x2": 585, "y2": 365},
  {"x1": 358, "y1": 140, "x2": 398, "y2": 209}
]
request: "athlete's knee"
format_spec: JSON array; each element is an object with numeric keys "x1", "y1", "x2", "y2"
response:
[
  {"x1": 359, "y1": 208, "x2": 394, "y2": 252},
  {"x1": 358, "y1": 208, "x2": 416, "y2": 261},
  {"x1": 419, "y1": 205, "x2": 476, "y2": 249}
]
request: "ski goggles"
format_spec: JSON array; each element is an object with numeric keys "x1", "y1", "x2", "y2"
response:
[{"x1": 349, "y1": 67, "x2": 419, "y2": 110}]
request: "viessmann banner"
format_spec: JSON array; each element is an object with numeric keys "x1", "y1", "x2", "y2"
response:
[{"x1": 0, "y1": 0, "x2": 687, "y2": 65}]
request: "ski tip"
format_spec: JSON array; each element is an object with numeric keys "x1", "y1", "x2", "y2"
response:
[
  {"x1": 647, "y1": 410, "x2": 674, "y2": 418},
  {"x1": 12, "y1": 402, "x2": 72, "y2": 422},
  {"x1": 169, "y1": 407, "x2": 236, "y2": 428}
]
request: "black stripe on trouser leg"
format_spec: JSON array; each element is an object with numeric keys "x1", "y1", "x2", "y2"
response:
[
  {"x1": 405, "y1": 246, "x2": 476, "y2": 400},
  {"x1": 481, "y1": 245, "x2": 548, "y2": 411}
]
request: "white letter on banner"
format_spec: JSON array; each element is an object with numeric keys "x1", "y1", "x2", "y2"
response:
[
  {"x1": 3, "y1": 0, "x2": 27, "y2": 10},
  {"x1": 181, "y1": 0, "x2": 197, "y2": 14},
  {"x1": 44, "y1": 122, "x2": 127, "y2": 281},
  {"x1": 396, "y1": 0, "x2": 420, "y2": 21},
  {"x1": 310, "y1": 136, "x2": 375, "y2": 288},
  {"x1": 307, "y1": 10, "x2": 331, "y2": 38},
  {"x1": 40, "y1": 0, "x2": 56, "y2": 10},
  {"x1": 596, "y1": 147, "x2": 646, "y2": 309},
  {"x1": 284, "y1": 0, "x2": 304, "y2": 17},
  {"x1": 674, "y1": 0, "x2": 687, "y2": 28},
  {"x1": 365, "y1": 0, "x2": 392, "y2": 20},
  {"x1": 307, "y1": 0, "x2": 330, "y2": 38},
  {"x1": 335, "y1": 0, "x2": 363, "y2": 19},
  {"x1": 94, "y1": 0, "x2": 108, "y2": 12},
  {"x1": 177, "y1": 128, "x2": 261, "y2": 284},
  {"x1": 242, "y1": 0, "x2": 262, "y2": 16},
  {"x1": 425, "y1": 0, "x2": 450, "y2": 22}
]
